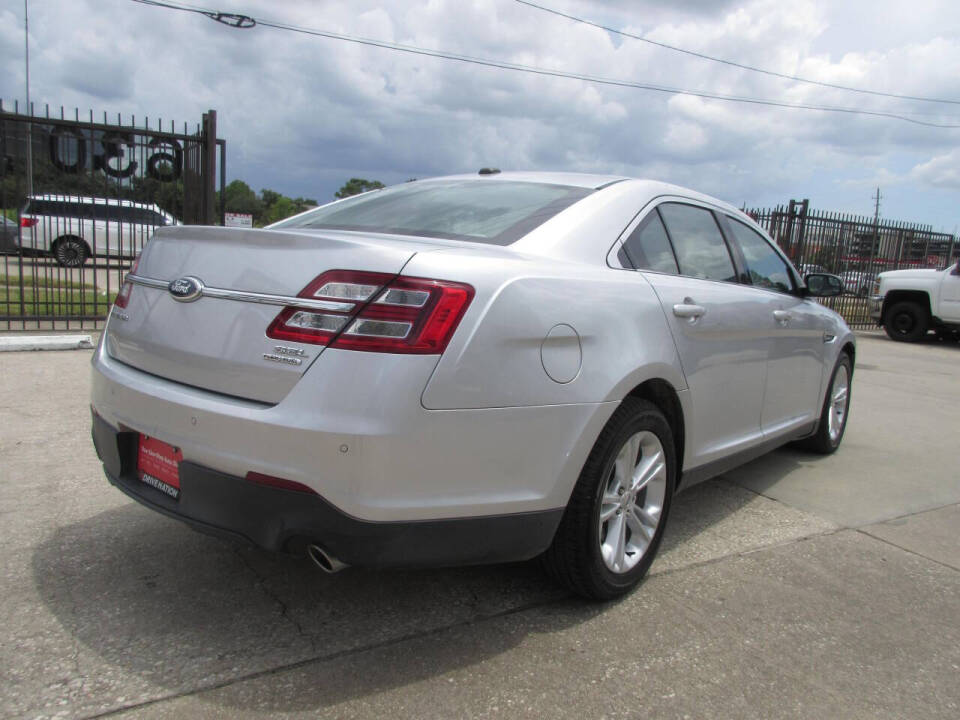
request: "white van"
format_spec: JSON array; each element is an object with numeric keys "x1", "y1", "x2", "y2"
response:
[{"x1": 19, "y1": 195, "x2": 178, "y2": 267}]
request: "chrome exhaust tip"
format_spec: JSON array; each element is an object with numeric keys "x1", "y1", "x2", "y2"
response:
[{"x1": 307, "y1": 543, "x2": 349, "y2": 574}]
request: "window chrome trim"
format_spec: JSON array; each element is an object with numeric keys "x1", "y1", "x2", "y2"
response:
[{"x1": 126, "y1": 274, "x2": 356, "y2": 312}]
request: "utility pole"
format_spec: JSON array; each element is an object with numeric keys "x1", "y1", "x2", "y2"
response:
[
  {"x1": 872, "y1": 186, "x2": 882, "y2": 258},
  {"x1": 24, "y1": 0, "x2": 33, "y2": 199}
]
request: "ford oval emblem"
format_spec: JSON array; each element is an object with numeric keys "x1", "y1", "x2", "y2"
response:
[{"x1": 168, "y1": 276, "x2": 204, "y2": 302}]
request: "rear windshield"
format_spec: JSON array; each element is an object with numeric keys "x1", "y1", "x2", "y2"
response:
[{"x1": 271, "y1": 180, "x2": 593, "y2": 245}]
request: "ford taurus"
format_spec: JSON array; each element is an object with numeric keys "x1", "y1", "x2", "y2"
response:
[{"x1": 90, "y1": 172, "x2": 853, "y2": 600}]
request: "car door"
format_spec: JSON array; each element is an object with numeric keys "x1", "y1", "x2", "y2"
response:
[
  {"x1": 938, "y1": 266, "x2": 960, "y2": 322},
  {"x1": 719, "y1": 215, "x2": 824, "y2": 436},
  {"x1": 89, "y1": 201, "x2": 111, "y2": 257},
  {"x1": 618, "y1": 201, "x2": 770, "y2": 470}
]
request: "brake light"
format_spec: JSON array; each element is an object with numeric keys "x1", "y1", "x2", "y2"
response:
[
  {"x1": 20, "y1": 216, "x2": 38, "y2": 228},
  {"x1": 267, "y1": 270, "x2": 474, "y2": 354},
  {"x1": 114, "y1": 282, "x2": 134, "y2": 309},
  {"x1": 114, "y1": 255, "x2": 140, "y2": 309}
]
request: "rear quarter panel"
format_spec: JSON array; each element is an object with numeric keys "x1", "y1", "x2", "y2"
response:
[{"x1": 409, "y1": 248, "x2": 687, "y2": 410}]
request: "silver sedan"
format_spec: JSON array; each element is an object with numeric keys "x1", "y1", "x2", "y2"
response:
[{"x1": 90, "y1": 172, "x2": 853, "y2": 600}]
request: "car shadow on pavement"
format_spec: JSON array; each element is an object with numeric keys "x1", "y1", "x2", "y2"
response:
[
  {"x1": 917, "y1": 334, "x2": 960, "y2": 350},
  {"x1": 30, "y1": 460, "x2": 805, "y2": 715}
]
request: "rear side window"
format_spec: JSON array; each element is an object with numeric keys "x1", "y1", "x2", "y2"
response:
[
  {"x1": 94, "y1": 204, "x2": 119, "y2": 222},
  {"x1": 725, "y1": 218, "x2": 794, "y2": 293},
  {"x1": 116, "y1": 206, "x2": 156, "y2": 224},
  {"x1": 25, "y1": 200, "x2": 162, "y2": 225},
  {"x1": 271, "y1": 180, "x2": 592, "y2": 245},
  {"x1": 658, "y1": 203, "x2": 736, "y2": 282},
  {"x1": 621, "y1": 212, "x2": 679, "y2": 275}
]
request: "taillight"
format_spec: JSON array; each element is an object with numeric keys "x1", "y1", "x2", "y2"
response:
[
  {"x1": 267, "y1": 270, "x2": 474, "y2": 354},
  {"x1": 114, "y1": 255, "x2": 140, "y2": 309},
  {"x1": 20, "y1": 216, "x2": 38, "y2": 228}
]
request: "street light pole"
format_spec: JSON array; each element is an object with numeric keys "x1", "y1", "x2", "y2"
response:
[{"x1": 24, "y1": 0, "x2": 34, "y2": 199}]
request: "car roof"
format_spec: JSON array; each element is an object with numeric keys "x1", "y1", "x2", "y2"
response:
[
  {"x1": 494, "y1": 175, "x2": 762, "y2": 264},
  {"x1": 422, "y1": 172, "x2": 744, "y2": 214},
  {"x1": 423, "y1": 171, "x2": 630, "y2": 190},
  {"x1": 27, "y1": 194, "x2": 164, "y2": 211}
]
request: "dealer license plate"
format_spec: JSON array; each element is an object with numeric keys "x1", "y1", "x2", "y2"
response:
[{"x1": 137, "y1": 435, "x2": 182, "y2": 500}]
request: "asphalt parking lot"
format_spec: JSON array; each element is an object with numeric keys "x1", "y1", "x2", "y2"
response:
[{"x1": 2, "y1": 333, "x2": 958, "y2": 719}]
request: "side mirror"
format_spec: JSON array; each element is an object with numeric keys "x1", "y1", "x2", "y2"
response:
[{"x1": 805, "y1": 273, "x2": 843, "y2": 297}]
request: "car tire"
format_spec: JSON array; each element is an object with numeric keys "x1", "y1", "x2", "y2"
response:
[
  {"x1": 797, "y1": 353, "x2": 852, "y2": 455},
  {"x1": 53, "y1": 237, "x2": 89, "y2": 268},
  {"x1": 883, "y1": 301, "x2": 927, "y2": 342},
  {"x1": 542, "y1": 398, "x2": 676, "y2": 601}
]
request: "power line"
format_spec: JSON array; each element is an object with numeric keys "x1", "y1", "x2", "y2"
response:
[
  {"x1": 514, "y1": 0, "x2": 960, "y2": 106},
  {"x1": 127, "y1": 0, "x2": 960, "y2": 128}
]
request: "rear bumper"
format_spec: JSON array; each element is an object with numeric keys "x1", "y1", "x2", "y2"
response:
[
  {"x1": 91, "y1": 342, "x2": 614, "y2": 522},
  {"x1": 92, "y1": 412, "x2": 562, "y2": 566}
]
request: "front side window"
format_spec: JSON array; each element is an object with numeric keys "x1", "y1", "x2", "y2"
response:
[
  {"x1": 271, "y1": 180, "x2": 592, "y2": 245},
  {"x1": 725, "y1": 218, "x2": 794, "y2": 293},
  {"x1": 620, "y1": 212, "x2": 679, "y2": 274},
  {"x1": 657, "y1": 203, "x2": 736, "y2": 282}
]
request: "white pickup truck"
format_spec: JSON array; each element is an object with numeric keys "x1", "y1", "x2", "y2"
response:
[{"x1": 870, "y1": 260, "x2": 960, "y2": 341}]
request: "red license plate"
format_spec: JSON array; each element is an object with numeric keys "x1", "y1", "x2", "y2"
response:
[{"x1": 137, "y1": 435, "x2": 183, "y2": 500}]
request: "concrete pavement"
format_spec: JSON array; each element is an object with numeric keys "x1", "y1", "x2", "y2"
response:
[
  {"x1": 0, "y1": 334, "x2": 957, "y2": 719},
  {"x1": 729, "y1": 332, "x2": 960, "y2": 526}
]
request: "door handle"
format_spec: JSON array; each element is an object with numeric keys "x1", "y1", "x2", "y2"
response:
[
  {"x1": 673, "y1": 302, "x2": 706, "y2": 319},
  {"x1": 773, "y1": 310, "x2": 791, "y2": 325}
]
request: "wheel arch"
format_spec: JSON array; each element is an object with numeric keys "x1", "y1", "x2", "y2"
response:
[
  {"x1": 840, "y1": 340, "x2": 855, "y2": 374},
  {"x1": 624, "y1": 378, "x2": 686, "y2": 489},
  {"x1": 882, "y1": 290, "x2": 931, "y2": 322}
]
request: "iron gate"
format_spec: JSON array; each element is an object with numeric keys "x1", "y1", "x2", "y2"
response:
[
  {"x1": 747, "y1": 201, "x2": 959, "y2": 329},
  {"x1": 0, "y1": 101, "x2": 225, "y2": 330}
]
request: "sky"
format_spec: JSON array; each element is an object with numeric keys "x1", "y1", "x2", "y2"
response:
[{"x1": 1, "y1": 0, "x2": 959, "y2": 230}]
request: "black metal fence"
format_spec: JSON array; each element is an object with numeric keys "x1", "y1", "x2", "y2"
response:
[
  {"x1": 0, "y1": 101, "x2": 224, "y2": 330},
  {"x1": 746, "y1": 200, "x2": 960, "y2": 329}
]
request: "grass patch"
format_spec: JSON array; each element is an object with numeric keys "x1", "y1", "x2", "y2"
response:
[{"x1": 0, "y1": 274, "x2": 116, "y2": 317}]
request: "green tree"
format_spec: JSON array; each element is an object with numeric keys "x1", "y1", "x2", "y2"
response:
[
  {"x1": 292, "y1": 197, "x2": 318, "y2": 214},
  {"x1": 260, "y1": 188, "x2": 282, "y2": 209},
  {"x1": 223, "y1": 180, "x2": 263, "y2": 220},
  {"x1": 335, "y1": 178, "x2": 384, "y2": 199},
  {"x1": 263, "y1": 196, "x2": 297, "y2": 225},
  {"x1": 129, "y1": 175, "x2": 184, "y2": 220}
]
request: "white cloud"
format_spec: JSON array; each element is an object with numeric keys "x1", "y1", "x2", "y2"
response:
[
  {"x1": 0, "y1": 0, "x2": 958, "y2": 224},
  {"x1": 911, "y1": 149, "x2": 960, "y2": 188}
]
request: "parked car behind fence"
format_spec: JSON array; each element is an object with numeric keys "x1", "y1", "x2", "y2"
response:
[
  {"x1": 839, "y1": 269, "x2": 880, "y2": 296},
  {"x1": 0, "y1": 216, "x2": 18, "y2": 254},
  {"x1": 19, "y1": 195, "x2": 178, "y2": 267}
]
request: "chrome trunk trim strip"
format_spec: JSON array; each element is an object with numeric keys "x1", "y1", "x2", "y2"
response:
[{"x1": 127, "y1": 274, "x2": 356, "y2": 312}]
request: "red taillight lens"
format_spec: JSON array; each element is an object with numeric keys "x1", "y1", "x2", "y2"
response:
[
  {"x1": 114, "y1": 255, "x2": 140, "y2": 309},
  {"x1": 20, "y1": 216, "x2": 38, "y2": 228},
  {"x1": 114, "y1": 282, "x2": 134, "y2": 309},
  {"x1": 266, "y1": 270, "x2": 393, "y2": 345},
  {"x1": 266, "y1": 270, "x2": 474, "y2": 354}
]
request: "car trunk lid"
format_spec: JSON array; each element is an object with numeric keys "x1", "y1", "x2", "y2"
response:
[{"x1": 105, "y1": 226, "x2": 436, "y2": 404}]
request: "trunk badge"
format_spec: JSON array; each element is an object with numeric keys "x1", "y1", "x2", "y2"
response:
[{"x1": 168, "y1": 276, "x2": 204, "y2": 302}]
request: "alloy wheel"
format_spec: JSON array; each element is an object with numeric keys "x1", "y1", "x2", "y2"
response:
[
  {"x1": 827, "y1": 364, "x2": 850, "y2": 443},
  {"x1": 597, "y1": 430, "x2": 667, "y2": 574}
]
